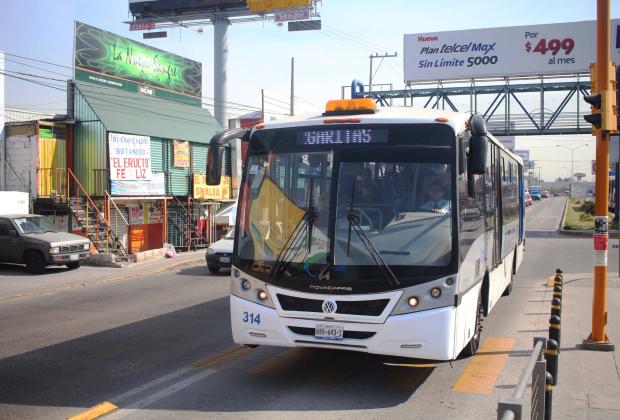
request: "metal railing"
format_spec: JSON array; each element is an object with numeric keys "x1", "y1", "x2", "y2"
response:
[
  {"x1": 37, "y1": 167, "x2": 67, "y2": 198},
  {"x1": 497, "y1": 337, "x2": 547, "y2": 420},
  {"x1": 104, "y1": 191, "x2": 131, "y2": 255}
]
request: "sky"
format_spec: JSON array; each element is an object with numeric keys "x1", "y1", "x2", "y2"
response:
[{"x1": 1, "y1": 0, "x2": 619, "y2": 181}]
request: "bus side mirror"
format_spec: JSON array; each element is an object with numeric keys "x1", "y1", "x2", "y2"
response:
[
  {"x1": 459, "y1": 138, "x2": 468, "y2": 175},
  {"x1": 468, "y1": 135, "x2": 487, "y2": 175},
  {"x1": 206, "y1": 145, "x2": 224, "y2": 186},
  {"x1": 205, "y1": 128, "x2": 250, "y2": 186}
]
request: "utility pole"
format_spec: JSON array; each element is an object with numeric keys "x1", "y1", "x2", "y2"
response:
[
  {"x1": 290, "y1": 57, "x2": 295, "y2": 117},
  {"x1": 261, "y1": 88, "x2": 265, "y2": 123},
  {"x1": 368, "y1": 52, "x2": 398, "y2": 93},
  {"x1": 582, "y1": 0, "x2": 617, "y2": 351}
]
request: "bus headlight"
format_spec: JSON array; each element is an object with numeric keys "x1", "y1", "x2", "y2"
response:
[
  {"x1": 230, "y1": 268, "x2": 275, "y2": 309},
  {"x1": 408, "y1": 296, "x2": 419, "y2": 307},
  {"x1": 430, "y1": 287, "x2": 442, "y2": 298}
]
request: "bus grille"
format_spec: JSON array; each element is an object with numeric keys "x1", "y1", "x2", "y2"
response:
[
  {"x1": 288, "y1": 326, "x2": 376, "y2": 340},
  {"x1": 276, "y1": 294, "x2": 390, "y2": 316}
]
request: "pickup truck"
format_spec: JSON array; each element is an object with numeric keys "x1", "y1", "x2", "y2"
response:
[{"x1": 0, "y1": 214, "x2": 91, "y2": 274}]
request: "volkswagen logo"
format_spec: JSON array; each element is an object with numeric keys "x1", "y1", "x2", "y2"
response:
[{"x1": 321, "y1": 300, "x2": 337, "y2": 314}]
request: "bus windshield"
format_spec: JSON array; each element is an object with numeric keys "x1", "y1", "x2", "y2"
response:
[
  {"x1": 235, "y1": 125, "x2": 457, "y2": 293},
  {"x1": 335, "y1": 160, "x2": 452, "y2": 267}
]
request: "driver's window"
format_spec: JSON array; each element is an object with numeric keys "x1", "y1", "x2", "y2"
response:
[{"x1": 0, "y1": 219, "x2": 12, "y2": 236}]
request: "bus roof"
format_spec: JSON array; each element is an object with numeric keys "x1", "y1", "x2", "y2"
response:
[{"x1": 254, "y1": 106, "x2": 523, "y2": 165}]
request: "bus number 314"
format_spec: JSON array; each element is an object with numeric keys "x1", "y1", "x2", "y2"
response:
[{"x1": 242, "y1": 312, "x2": 261, "y2": 325}]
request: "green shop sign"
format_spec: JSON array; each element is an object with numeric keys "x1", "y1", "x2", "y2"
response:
[{"x1": 74, "y1": 21, "x2": 202, "y2": 106}]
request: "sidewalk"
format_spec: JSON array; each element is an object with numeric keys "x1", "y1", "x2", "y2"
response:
[
  {"x1": 552, "y1": 272, "x2": 620, "y2": 419},
  {"x1": 0, "y1": 250, "x2": 207, "y2": 302}
]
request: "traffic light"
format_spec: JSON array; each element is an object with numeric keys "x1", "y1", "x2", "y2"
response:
[
  {"x1": 584, "y1": 63, "x2": 618, "y2": 133},
  {"x1": 584, "y1": 63, "x2": 602, "y2": 133}
]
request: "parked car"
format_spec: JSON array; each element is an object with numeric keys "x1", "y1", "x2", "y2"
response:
[
  {"x1": 205, "y1": 227, "x2": 234, "y2": 274},
  {"x1": 530, "y1": 189, "x2": 542, "y2": 200},
  {"x1": 0, "y1": 214, "x2": 91, "y2": 274},
  {"x1": 541, "y1": 190, "x2": 551, "y2": 198}
]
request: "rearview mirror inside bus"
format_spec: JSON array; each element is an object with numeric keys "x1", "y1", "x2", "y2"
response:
[{"x1": 468, "y1": 135, "x2": 487, "y2": 175}]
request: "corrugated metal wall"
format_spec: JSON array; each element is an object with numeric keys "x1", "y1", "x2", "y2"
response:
[
  {"x1": 38, "y1": 124, "x2": 67, "y2": 197},
  {"x1": 74, "y1": 91, "x2": 107, "y2": 196},
  {"x1": 192, "y1": 143, "x2": 208, "y2": 174},
  {"x1": 151, "y1": 137, "x2": 164, "y2": 173},
  {"x1": 165, "y1": 139, "x2": 189, "y2": 196}
]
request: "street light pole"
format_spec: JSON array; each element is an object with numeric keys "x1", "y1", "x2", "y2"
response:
[{"x1": 557, "y1": 144, "x2": 588, "y2": 198}]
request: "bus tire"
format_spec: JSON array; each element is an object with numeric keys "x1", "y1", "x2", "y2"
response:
[
  {"x1": 502, "y1": 269, "x2": 513, "y2": 296},
  {"x1": 461, "y1": 292, "x2": 483, "y2": 358}
]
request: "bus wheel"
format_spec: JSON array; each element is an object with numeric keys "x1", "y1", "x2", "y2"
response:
[
  {"x1": 461, "y1": 293, "x2": 483, "y2": 358},
  {"x1": 503, "y1": 256, "x2": 515, "y2": 296}
]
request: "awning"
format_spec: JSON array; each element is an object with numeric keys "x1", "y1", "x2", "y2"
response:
[{"x1": 75, "y1": 81, "x2": 222, "y2": 144}]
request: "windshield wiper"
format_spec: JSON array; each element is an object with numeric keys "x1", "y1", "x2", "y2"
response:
[
  {"x1": 345, "y1": 180, "x2": 400, "y2": 288},
  {"x1": 270, "y1": 178, "x2": 318, "y2": 281}
]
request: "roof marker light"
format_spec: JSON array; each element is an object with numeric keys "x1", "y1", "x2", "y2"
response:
[{"x1": 324, "y1": 98, "x2": 377, "y2": 116}]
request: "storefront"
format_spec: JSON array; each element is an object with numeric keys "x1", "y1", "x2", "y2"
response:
[{"x1": 68, "y1": 21, "x2": 226, "y2": 254}]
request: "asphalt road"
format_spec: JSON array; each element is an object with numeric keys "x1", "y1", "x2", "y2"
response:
[{"x1": 0, "y1": 197, "x2": 614, "y2": 419}]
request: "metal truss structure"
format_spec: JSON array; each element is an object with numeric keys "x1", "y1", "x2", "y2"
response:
[{"x1": 358, "y1": 74, "x2": 595, "y2": 136}]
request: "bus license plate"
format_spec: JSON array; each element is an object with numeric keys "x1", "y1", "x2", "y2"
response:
[
  {"x1": 219, "y1": 257, "x2": 230, "y2": 263},
  {"x1": 315, "y1": 324, "x2": 344, "y2": 340}
]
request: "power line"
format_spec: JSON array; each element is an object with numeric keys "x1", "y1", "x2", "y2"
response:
[
  {"x1": 3, "y1": 51, "x2": 74, "y2": 70},
  {"x1": 3, "y1": 57, "x2": 73, "y2": 78}
]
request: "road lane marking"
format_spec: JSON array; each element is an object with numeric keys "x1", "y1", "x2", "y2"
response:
[
  {"x1": 0, "y1": 260, "x2": 202, "y2": 302},
  {"x1": 192, "y1": 345, "x2": 254, "y2": 368},
  {"x1": 104, "y1": 369, "x2": 217, "y2": 419},
  {"x1": 452, "y1": 337, "x2": 514, "y2": 394},
  {"x1": 109, "y1": 367, "x2": 194, "y2": 403},
  {"x1": 66, "y1": 401, "x2": 118, "y2": 420}
]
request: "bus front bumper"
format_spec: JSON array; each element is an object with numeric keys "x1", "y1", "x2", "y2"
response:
[{"x1": 230, "y1": 295, "x2": 456, "y2": 361}]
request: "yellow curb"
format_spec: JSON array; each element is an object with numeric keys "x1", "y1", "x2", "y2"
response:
[{"x1": 66, "y1": 401, "x2": 118, "y2": 420}]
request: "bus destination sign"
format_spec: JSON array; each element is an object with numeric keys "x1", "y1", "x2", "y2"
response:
[{"x1": 297, "y1": 129, "x2": 388, "y2": 146}]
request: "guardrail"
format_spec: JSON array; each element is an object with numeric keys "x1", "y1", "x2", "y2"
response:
[
  {"x1": 497, "y1": 269, "x2": 564, "y2": 420},
  {"x1": 497, "y1": 337, "x2": 549, "y2": 420}
]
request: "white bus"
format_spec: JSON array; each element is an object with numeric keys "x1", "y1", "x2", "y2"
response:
[{"x1": 206, "y1": 94, "x2": 525, "y2": 360}]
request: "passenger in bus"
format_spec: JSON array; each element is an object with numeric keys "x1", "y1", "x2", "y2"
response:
[
  {"x1": 357, "y1": 168, "x2": 379, "y2": 203},
  {"x1": 420, "y1": 183, "x2": 451, "y2": 214}
]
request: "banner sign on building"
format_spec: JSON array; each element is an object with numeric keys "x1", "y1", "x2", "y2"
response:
[
  {"x1": 111, "y1": 172, "x2": 166, "y2": 196},
  {"x1": 74, "y1": 21, "x2": 202, "y2": 106},
  {"x1": 404, "y1": 19, "x2": 620, "y2": 82},
  {"x1": 173, "y1": 140, "x2": 190, "y2": 168},
  {"x1": 109, "y1": 133, "x2": 152, "y2": 181},
  {"x1": 193, "y1": 174, "x2": 231, "y2": 200}
]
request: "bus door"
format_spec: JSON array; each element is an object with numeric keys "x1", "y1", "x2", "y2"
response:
[{"x1": 484, "y1": 142, "x2": 500, "y2": 268}]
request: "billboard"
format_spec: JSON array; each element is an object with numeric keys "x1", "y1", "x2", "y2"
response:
[
  {"x1": 173, "y1": 140, "x2": 190, "y2": 168},
  {"x1": 111, "y1": 172, "x2": 166, "y2": 196},
  {"x1": 74, "y1": 21, "x2": 202, "y2": 106},
  {"x1": 109, "y1": 133, "x2": 152, "y2": 181},
  {"x1": 404, "y1": 19, "x2": 620, "y2": 83},
  {"x1": 194, "y1": 174, "x2": 231, "y2": 200}
]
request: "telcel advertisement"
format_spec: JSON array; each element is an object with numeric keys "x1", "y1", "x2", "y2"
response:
[{"x1": 404, "y1": 20, "x2": 620, "y2": 82}]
